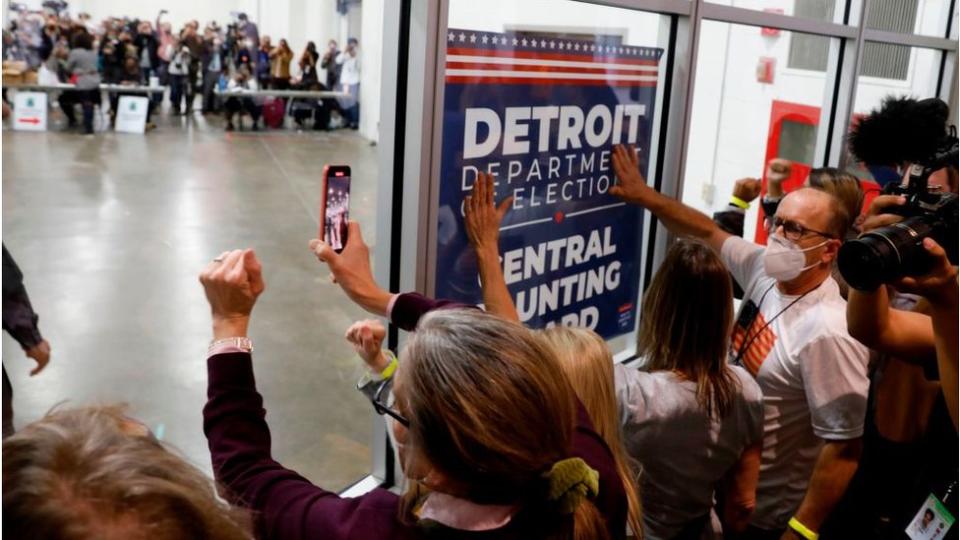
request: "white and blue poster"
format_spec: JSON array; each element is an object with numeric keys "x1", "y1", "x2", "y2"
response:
[{"x1": 435, "y1": 28, "x2": 663, "y2": 339}]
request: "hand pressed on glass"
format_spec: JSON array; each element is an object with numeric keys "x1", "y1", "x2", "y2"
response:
[
  {"x1": 464, "y1": 172, "x2": 513, "y2": 255},
  {"x1": 609, "y1": 144, "x2": 653, "y2": 205}
]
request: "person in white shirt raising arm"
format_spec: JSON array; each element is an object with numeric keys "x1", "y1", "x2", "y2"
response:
[{"x1": 609, "y1": 144, "x2": 870, "y2": 540}]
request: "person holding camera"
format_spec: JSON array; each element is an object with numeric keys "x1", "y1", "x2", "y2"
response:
[
  {"x1": 610, "y1": 144, "x2": 870, "y2": 540},
  {"x1": 179, "y1": 22, "x2": 203, "y2": 115},
  {"x1": 200, "y1": 27, "x2": 225, "y2": 115},
  {"x1": 828, "y1": 192, "x2": 958, "y2": 539}
]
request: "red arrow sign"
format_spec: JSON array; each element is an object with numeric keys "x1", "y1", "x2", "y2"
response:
[{"x1": 18, "y1": 118, "x2": 40, "y2": 125}]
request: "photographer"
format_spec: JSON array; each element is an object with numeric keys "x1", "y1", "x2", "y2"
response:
[
  {"x1": 829, "y1": 196, "x2": 958, "y2": 540},
  {"x1": 826, "y1": 95, "x2": 958, "y2": 539}
]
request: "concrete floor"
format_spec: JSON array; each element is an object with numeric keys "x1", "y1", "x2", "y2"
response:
[{"x1": 2, "y1": 113, "x2": 380, "y2": 491}]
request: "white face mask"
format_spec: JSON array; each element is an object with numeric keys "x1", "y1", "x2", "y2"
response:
[{"x1": 763, "y1": 234, "x2": 829, "y2": 281}]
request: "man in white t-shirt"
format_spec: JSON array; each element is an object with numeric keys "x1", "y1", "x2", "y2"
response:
[{"x1": 609, "y1": 145, "x2": 870, "y2": 539}]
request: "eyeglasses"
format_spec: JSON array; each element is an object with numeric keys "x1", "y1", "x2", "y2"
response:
[
  {"x1": 371, "y1": 379, "x2": 410, "y2": 428},
  {"x1": 771, "y1": 217, "x2": 835, "y2": 241}
]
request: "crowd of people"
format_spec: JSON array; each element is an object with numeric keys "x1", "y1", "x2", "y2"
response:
[
  {"x1": 2, "y1": 91, "x2": 958, "y2": 539},
  {"x1": 2, "y1": 8, "x2": 361, "y2": 133}
]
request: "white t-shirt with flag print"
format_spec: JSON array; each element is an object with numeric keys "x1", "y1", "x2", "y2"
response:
[{"x1": 721, "y1": 236, "x2": 870, "y2": 531}]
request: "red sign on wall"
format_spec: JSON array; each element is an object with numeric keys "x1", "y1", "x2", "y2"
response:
[{"x1": 756, "y1": 56, "x2": 776, "y2": 84}]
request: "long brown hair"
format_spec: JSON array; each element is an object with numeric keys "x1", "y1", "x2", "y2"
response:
[
  {"x1": 638, "y1": 240, "x2": 739, "y2": 419},
  {"x1": 542, "y1": 326, "x2": 644, "y2": 538},
  {"x1": 397, "y1": 309, "x2": 610, "y2": 540},
  {"x1": 3, "y1": 405, "x2": 252, "y2": 540}
]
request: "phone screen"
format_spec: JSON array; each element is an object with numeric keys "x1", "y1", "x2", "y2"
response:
[{"x1": 322, "y1": 166, "x2": 351, "y2": 253}]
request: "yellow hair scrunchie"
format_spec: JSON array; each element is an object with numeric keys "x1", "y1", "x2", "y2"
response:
[{"x1": 543, "y1": 457, "x2": 600, "y2": 514}]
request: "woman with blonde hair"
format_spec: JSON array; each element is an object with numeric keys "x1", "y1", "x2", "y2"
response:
[{"x1": 542, "y1": 326, "x2": 645, "y2": 539}]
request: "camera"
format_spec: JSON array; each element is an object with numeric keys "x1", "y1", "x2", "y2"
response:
[{"x1": 838, "y1": 97, "x2": 958, "y2": 291}]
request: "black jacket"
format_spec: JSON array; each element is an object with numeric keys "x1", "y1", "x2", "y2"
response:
[
  {"x1": 134, "y1": 32, "x2": 160, "y2": 69},
  {"x1": 321, "y1": 50, "x2": 341, "y2": 89},
  {"x1": 2, "y1": 245, "x2": 42, "y2": 350}
]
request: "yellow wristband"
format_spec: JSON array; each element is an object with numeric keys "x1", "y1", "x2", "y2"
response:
[
  {"x1": 730, "y1": 195, "x2": 751, "y2": 210},
  {"x1": 379, "y1": 350, "x2": 399, "y2": 380},
  {"x1": 788, "y1": 517, "x2": 819, "y2": 540}
]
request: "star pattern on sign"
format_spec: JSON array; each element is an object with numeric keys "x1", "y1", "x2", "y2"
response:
[{"x1": 452, "y1": 29, "x2": 658, "y2": 58}]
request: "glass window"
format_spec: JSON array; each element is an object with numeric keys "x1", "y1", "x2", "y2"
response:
[
  {"x1": 442, "y1": 0, "x2": 673, "y2": 359},
  {"x1": 682, "y1": 21, "x2": 837, "y2": 244},
  {"x1": 2, "y1": 2, "x2": 386, "y2": 494},
  {"x1": 866, "y1": 0, "x2": 954, "y2": 38},
  {"x1": 706, "y1": 0, "x2": 847, "y2": 25},
  {"x1": 778, "y1": 120, "x2": 817, "y2": 163}
]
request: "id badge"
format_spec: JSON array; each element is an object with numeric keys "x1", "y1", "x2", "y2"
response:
[{"x1": 906, "y1": 494, "x2": 956, "y2": 540}]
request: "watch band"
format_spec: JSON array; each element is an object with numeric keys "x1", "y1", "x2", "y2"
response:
[{"x1": 208, "y1": 336, "x2": 253, "y2": 355}]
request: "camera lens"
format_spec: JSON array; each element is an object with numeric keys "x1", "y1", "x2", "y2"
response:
[{"x1": 838, "y1": 217, "x2": 935, "y2": 291}]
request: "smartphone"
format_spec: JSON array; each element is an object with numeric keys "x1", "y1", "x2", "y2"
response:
[{"x1": 320, "y1": 165, "x2": 351, "y2": 253}]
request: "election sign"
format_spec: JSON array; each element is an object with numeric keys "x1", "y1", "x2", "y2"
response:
[
  {"x1": 13, "y1": 92, "x2": 48, "y2": 132},
  {"x1": 115, "y1": 95, "x2": 149, "y2": 134},
  {"x1": 435, "y1": 29, "x2": 663, "y2": 339}
]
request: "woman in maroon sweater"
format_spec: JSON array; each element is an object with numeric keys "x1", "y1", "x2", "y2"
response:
[{"x1": 200, "y1": 249, "x2": 626, "y2": 539}]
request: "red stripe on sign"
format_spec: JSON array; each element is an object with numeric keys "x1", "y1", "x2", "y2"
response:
[
  {"x1": 446, "y1": 47, "x2": 660, "y2": 66},
  {"x1": 446, "y1": 62, "x2": 655, "y2": 75},
  {"x1": 445, "y1": 76, "x2": 659, "y2": 87}
]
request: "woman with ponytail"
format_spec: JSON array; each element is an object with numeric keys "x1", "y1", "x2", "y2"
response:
[{"x1": 542, "y1": 327, "x2": 645, "y2": 538}]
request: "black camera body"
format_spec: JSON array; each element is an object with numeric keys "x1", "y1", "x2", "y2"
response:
[{"x1": 838, "y1": 127, "x2": 958, "y2": 291}]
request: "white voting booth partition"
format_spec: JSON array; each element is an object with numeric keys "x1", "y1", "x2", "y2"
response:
[
  {"x1": 13, "y1": 92, "x2": 48, "y2": 131},
  {"x1": 114, "y1": 95, "x2": 149, "y2": 134}
]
